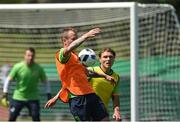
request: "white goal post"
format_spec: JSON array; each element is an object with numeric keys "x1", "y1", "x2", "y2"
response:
[
  {"x1": 0, "y1": 2, "x2": 179, "y2": 121},
  {"x1": 0, "y1": 2, "x2": 139, "y2": 121}
]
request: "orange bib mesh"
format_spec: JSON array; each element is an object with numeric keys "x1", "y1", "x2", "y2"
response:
[{"x1": 55, "y1": 51, "x2": 94, "y2": 103}]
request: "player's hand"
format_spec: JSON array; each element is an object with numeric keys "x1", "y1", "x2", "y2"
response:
[
  {"x1": 113, "y1": 108, "x2": 122, "y2": 121},
  {"x1": 104, "y1": 75, "x2": 116, "y2": 86},
  {"x1": 83, "y1": 28, "x2": 101, "y2": 38},
  {"x1": 44, "y1": 97, "x2": 57, "y2": 108},
  {"x1": 0, "y1": 93, "x2": 9, "y2": 107}
]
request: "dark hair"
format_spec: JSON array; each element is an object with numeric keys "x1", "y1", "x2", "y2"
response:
[
  {"x1": 26, "y1": 47, "x2": 35, "y2": 54},
  {"x1": 98, "y1": 48, "x2": 116, "y2": 57},
  {"x1": 61, "y1": 27, "x2": 77, "y2": 42}
]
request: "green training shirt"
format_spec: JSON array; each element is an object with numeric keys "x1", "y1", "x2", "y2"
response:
[{"x1": 9, "y1": 61, "x2": 47, "y2": 101}]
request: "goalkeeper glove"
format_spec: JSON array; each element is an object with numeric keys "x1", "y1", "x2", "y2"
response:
[{"x1": 0, "y1": 93, "x2": 9, "y2": 107}]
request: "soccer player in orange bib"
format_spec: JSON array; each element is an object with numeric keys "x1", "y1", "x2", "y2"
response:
[{"x1": 45, "y1": 27, "x2": 114, "y2": 121}]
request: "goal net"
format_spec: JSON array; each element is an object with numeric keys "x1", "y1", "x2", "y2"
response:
[{"x1": 0, "y1": 3, "x2": 179, "y2": 121}]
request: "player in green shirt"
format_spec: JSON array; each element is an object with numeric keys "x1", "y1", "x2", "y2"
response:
[{"x1": 2, "y1": 47, "x2": 51, "y2": 121}]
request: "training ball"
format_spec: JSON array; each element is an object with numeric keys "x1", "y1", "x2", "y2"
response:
[
  {"x1": 78, "y1": 48, "x2": 97, "y2": 67},
  {"x1": 0, "y1": 98, "x2": 9, "y2": 107}
]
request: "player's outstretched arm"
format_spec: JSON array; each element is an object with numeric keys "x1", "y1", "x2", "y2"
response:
[
  {"x1": 44, "y1": 90, "x2": 60, "y2": 108},
  {"x1": 63, "y1": 28, "x2": 101, "y2": 57},
  {"x1": 87, "y1": 68, "x2": 116, "y2": 86}
]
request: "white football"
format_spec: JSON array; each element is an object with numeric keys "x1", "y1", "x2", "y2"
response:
[{"x1": 78, "y1": 48, "x2": 97, "y2": 66}]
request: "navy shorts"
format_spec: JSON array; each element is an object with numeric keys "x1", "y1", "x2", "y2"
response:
[
  {"x1": 69, "y1": 93, "x2": 109, "y2": 121},
  {"x1": 9, "y1": 98, "x2": 40, "y2": 121}
]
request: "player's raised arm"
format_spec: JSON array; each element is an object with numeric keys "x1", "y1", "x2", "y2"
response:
[{"x1": 63, "y1": 28, "x2": 101, "y2": 57}]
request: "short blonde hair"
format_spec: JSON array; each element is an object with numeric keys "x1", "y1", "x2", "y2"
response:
[{"x1": 61, "y1": 27, "x2": 77, "y2": 42}]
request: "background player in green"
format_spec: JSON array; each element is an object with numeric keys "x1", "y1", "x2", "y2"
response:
[
  {"x1": 88, "y1": 48, "x2": 121, "y2": 121},
  {"x1": 2, "y1": 47, "x2": 51, "y2": 121}
]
